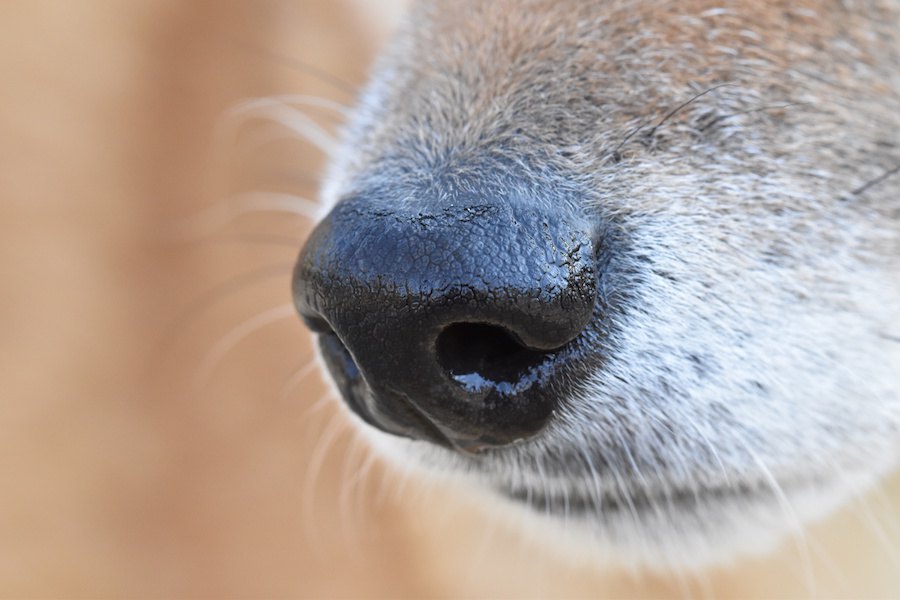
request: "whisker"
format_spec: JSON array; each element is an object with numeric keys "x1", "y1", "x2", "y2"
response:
[
  {"x1": 302, "y1": 408, "x2": 351, "y2": 555},
  {"x1": 608, "y1": 82, "x2": 734, "y2": 160},
  {"x1": 739, "y1": 440, "x2": 819, "y2": 597},
  {"x1": 849, "y1": 163, "x2": 900, "y2": 197},
  {"x1": 192, "y1": 304, "x2": 297, "y2": 388},
  {"x1": 374, "y1": 454, "x2": 396, "y2": 509},
  {"x1": 844, "y1": 477, "x2": 900, "y2": 568},
  {"x1": 688, "y1": 420, "x2": 731, "y2": 487},
  {"x1": 602, "y1": 449, "x2": 646, "y2": 577},
  {"x1": 577, "y1": 446, "x2": 604, "y2": 515},
  {"x1": 862, "y1": 482, "x2": 900, "y2": 538},
  {"x1": 223, "y1": 99, "x2": 339, "y2": 156},
  {"x1": 188, "y1": 233, "x2": 304, "y2": 248},
  {"x1": 226, "y1": 126, "x2": 331, "y2": 173},
  {"x1": 351, "y1": 451, "x2": 379, "y2": 530},
  {"x1": 647, "y1": 82, "x2": 736, "y2": 138},
  {"x1": 391, "y1": 460, "x2": 415, "y2": 505},
  {"x1": 164, "y1": 192, "x2": 319, "y2": 241},
  {"x1": 879, "y1": 332, "x2": 900, "y2": 344},
  {"x1": 153, "y1": 263, "x2": 294, "y2": 364},
  {"x1": 460, "y1": 503, "x2": 502, "y2": 590},
  {"x1": 228, "y1": 38, "x2": 359, "y2": 98},
  {"x1": 669, "y1": 556, "x2": 697, "y2": 600},
  {"x1": 338, "y1": 431, "x2": 370, "y2": 559},
  {"x1": 279, "y1": 358, "x2": 321, "y2": 403},
  {"x1": 700, "y1": 101, "x2": 812, "y2": 129},
  {"x1": 692, "y1": 568, "x2": 714, "y2": 600},
  {"x1": 303, "y1": 392, "x2": 337, "y2": 420},
  {"x1": 607, "y1": 120, "x2": 651, "y2": 163},
  {"x1": 227, "y1": 95, "x2": 350, "y2": 120}
]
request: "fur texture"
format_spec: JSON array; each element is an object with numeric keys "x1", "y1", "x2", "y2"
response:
[{"x1": 319, "y1": 0, "x2": 900, "y2": 568}]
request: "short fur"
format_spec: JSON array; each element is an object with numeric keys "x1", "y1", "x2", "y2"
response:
[{"x1": 319, "y1": 0, "x2": 900, "y2": 568}]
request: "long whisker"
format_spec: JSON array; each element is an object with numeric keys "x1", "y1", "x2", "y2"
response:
[
  {"x1": 739, "y1": 440, "x2": 819, "y2": 597},
  {"x1": 279, "y1": 358, "x2": 321, "y2": 403},
  {"x1": 351, "y1": 450, "x2": 379, "y2": 530},
  {"x1": 460, "y1": 511, "x2": 502, "y2": 591},
  {"x1": 849, "y1": 163, "x2": 900, "y2": 197},
  {"x1": 692, "y1": 568, "x2": 715, "y2": 600},
  {"x1": 226, "y1": 126, "x2": 332, "y2": 171},
  {"x1": 188, "y1": 233, "x2": 304, "y2": 248},
  {"x1": 338, "y1": 431, "x2": 370, "y2": 559},
  {"x1": 223, "y1": 100, "x2": 339, "y2": 156},
  {"x1": 373, "y1": 454, "x2": 396, "y2": 509},
  {"x1": 577, "y1": 446, "x2": 604, "y2": 514},
  {"x1": 192, "y1": 304, "x2": 297, "y2": 388},
  {"x1": 302, "y1": 408, "x2": 351, "y2": 551},
  {"x1": 608, "y1": 82, "x2": 734, "y2": 160},
  {"x1": 227, "y1": 95, "x2": 350, "y2": 120},
  {"x1": 700, "y1": 101, "x2": 812, "y2": 130},
  {"x1": 154, "y1": 263, "x2": 294, "y2": 361},
  {"x1": 164, "y1": 192, "x2": 319, "y2": 241},
  {"x1": 861, "y1": 482, "x2": 900, "y2": 540},
  {"x1": 647, "y1": 82, "x2": 735, "y2": 138},
  {"x1": 228, "y1": 38, "x2": 359, "y2": 98},
  {"x1": 844, "y1": 475, "x2": 900, "y2": 568},
  {"x1": 303, "y1": 392, "x2": 337, "y2": 420}
]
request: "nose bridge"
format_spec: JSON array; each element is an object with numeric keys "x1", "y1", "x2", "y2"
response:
[{"x1": 303, "y1": 194, "x2": 595, "y2": 334}]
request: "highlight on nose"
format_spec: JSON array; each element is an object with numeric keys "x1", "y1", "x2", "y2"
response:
[{"x1": 293, "y1": 191, "x2": 597, "y2": 451}]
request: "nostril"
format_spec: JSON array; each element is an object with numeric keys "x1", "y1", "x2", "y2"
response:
[
  {"x1": 435, "y1": 323, "x2": 551, "y2": 392},
  {"x1": 294, "y1": 194, "x2": 597, "y2": 447}
]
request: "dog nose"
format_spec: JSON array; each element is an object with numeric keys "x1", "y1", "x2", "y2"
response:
[{"x1": 293, "y1": 193, "x2": 596, "y2": 450}]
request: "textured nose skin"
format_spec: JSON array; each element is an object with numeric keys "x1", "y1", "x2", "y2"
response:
[{"x1": 294, "y1": 192, "x2": 596, "y2": 449}]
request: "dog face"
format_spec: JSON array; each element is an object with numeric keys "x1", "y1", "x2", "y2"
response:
[{"x1": 293, "y1": 0, "x2": 900, "y2": 567}]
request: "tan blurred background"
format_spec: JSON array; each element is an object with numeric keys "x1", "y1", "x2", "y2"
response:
[{"x1": 1, "y1": 1, "x2": 899, "y2": 597}]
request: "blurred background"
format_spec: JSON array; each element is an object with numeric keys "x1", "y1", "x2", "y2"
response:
[
  {"x1": 0, "y1": 1, "x2": 413, "y2": 595},
  {"x1": 1, "y1": 1, "x2": 899, "y2": 597}
]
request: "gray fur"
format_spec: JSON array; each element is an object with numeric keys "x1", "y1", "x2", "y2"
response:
[{"x1": 319, "y1": 0, "x2": 900, "y2": 568}]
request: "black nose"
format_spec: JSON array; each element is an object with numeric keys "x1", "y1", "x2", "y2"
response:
[{"x1": 293, "y1": 192, "x2": 596, "y2": 451}]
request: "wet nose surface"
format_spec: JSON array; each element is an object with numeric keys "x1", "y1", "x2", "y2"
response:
[{"x1": 293, "y1": 193, "x2": 597, "y2": 450}]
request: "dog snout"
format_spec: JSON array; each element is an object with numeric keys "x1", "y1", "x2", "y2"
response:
[{"x1": 293, "y1": 192, "x2": 597, "y2": 451}]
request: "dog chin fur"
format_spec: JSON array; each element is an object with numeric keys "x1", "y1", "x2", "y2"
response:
[
  {"x1": 325, "y1": 188, "x2": 900, "y2": 570},
  {"x1": 356, "y1": 409, "x2": 899, "y2": 571}
]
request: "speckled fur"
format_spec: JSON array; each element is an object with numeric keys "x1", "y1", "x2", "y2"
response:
[{"x1": 320, "y1": 0, "x2": 900, "y2": 568}]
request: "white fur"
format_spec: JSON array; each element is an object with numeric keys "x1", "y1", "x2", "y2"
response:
[{"x1": 315, "y1": 0, "x2": 900, "y2": 569}]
